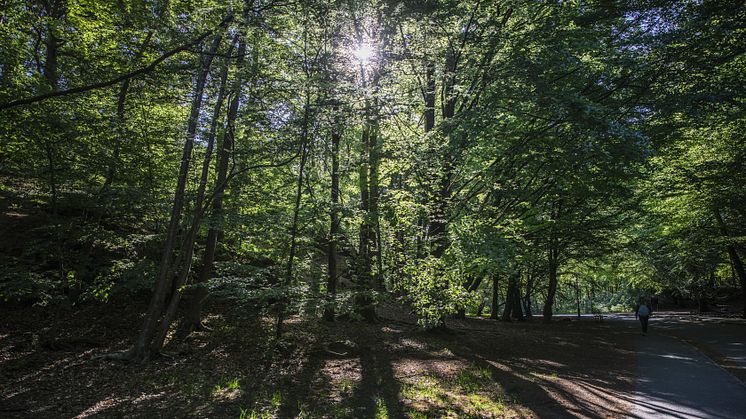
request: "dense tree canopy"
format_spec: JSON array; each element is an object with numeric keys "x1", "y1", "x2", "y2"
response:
[{"x1": 1, "y1": 0, "x2": 744, "y2": 360}]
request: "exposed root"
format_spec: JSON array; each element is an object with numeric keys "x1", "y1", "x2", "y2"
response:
[{"x1": 92, "y1": 348, "x2": 134, "y2": 362}]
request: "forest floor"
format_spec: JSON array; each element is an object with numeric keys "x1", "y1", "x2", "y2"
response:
[{"x1": 1, "y1": 301, "x2": 640, "y2": 418}]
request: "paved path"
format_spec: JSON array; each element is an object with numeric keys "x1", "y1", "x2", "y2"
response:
[{"x1": 616, "y1": 314, "x2": 746, "y2": 419}]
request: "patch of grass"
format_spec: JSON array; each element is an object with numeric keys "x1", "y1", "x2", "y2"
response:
[
  {"x1": 402, "y1": 365, "x2": 508, "y2": 418},
  {"x1": 406, "y1": 410, "x2": 429, "y2": 419},
  {"x1": 375, "y1": 396, "x2": 389, "y2": 419},
  {"x1": 213, "y1": 377, "x2": 241, "y2": 394},
  {"x1": 270, "y1": 391, "x2": 282, "y2": 408},
  {"x1": 238, "y1": 407, "x2": 273, "y2": 419},
  {"x1": 467, "y1": 393, "x2": 504, "y2": 416},
  {"x1": 401, "y1": 376, "x2": 445, "y2": 403},
  {"x1": 456, "y1": 364, "x2": 493, "y2": 393}
]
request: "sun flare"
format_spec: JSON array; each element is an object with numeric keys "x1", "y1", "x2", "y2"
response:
[{"x1": 353, "y1": 44, "x2": 374, "y2": 64}]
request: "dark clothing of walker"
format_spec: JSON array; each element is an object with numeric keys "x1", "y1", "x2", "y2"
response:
[
  {"x1": 636, "y1": 303, "x2": 651, "y2": 335},
  {"x1": 639, "y1": 315, "x2": 649, "y2": 333}
]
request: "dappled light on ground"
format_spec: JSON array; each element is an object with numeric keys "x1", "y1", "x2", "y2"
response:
[
  {"x1": 6, "y1": 306, "x2": 745, "y2": 418},
  {"x1": 1, "y1": 303, "x2": 645, "y2": 418}
]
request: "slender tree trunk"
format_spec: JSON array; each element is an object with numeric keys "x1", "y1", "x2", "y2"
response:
[
  {"x1": 524, "y1": 269, "x2": 534, "y2": 317},
  {"x1": 358, "y1": 112, "x2": 371, "y2": 280},
  {"x1": 429, "y1": 50, "x2": 458, "y2": 259},
  {"x1": 420, "y1": 60, "x2": 436, "y2": 258},
  {"x1": 132, "y1": 33, "x2": 222, "y2": 361},
  {"x1": 44, "y1": 142, "x2": 58, "y2": 217},
  {"x1": 575, "y1": 274, "x2": 581, "y2": 319},
  {"x1": 38, "y1": 1, "x2": 65, "y2": 215},
  {"x1": 182, "y1": 36, "x2": 237, "y2": 330},
  {"x1": 490, "y1": 276, "x2": 500, "y2": 319},
  {"x1": 424, "y1": 61, "x2": 435, "y2": 133},
  {"x1": 476, "y1": 299, "x2": 486, "y2": 317},
  {"x1": 543, "y1": 201, "x2": 562, "y2": 323},
  {"x1": 42, "y1": 0, "x2": 66, "y2": 91},
  {"x1": 501, "y1": 275, "x2": 514, "y2": 322},
  {"x1": 275, "y1": 87, "x2": 311, "y2": 338},
  {"x1": 353, "y1": 68, "x2": 375, "y2": 320},
  {"x1": 101, "y1": 32, "x2": 153, "y2": 193},
  {"x1": 543, "y1": 236, "x2": 560, "y2": 323},
  {"x1": 369, "y1": 105, "x2": 383, "y2": 290},
  {"x1": 192, "y1": 37, "x2": 245, "y2": 303},
  {"x1": 512, "y1": 273, "x2": 525, "y2": 321},
  {"x1": 324, "y1": 105, "x2": 341, "y2": 322}
]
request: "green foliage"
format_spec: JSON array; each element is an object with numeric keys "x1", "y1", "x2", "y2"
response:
[
  {"x1": 0, "y1": 271, "x2": 55, "y2": 304},
  {"x1": 398, "y1": 256, "x2": 474, "y2": 328},
  {"x1": 0, "y1": 0, "x2": 743, "y2": 325}
]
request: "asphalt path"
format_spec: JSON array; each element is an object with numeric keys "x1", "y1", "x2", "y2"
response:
[{"x1": 613, "y1": 313, "x2": 746, "y2": 419}]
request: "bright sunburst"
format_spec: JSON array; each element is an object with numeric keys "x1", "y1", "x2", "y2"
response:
[{"x1": 353, "y1": 43, "x2": 374, "y2": 64}]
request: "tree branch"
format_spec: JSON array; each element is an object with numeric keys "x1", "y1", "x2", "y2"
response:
[{"x1": 0, "y1": 15, "x2": 234, "y2": 111}]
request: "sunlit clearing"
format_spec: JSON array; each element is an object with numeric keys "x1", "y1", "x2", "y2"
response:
[{"x1": 354, "y1": 44, "x2": 374, "y2": 64}]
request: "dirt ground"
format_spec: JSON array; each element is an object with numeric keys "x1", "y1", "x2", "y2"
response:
[{"x1": 1, "y1": 301, "x2": 638, "y2": 418}]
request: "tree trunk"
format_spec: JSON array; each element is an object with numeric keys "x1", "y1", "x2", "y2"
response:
[
  {"x1": 101, "y1": 32, "x2": 153, "y2": 193},
  {"x1": 182, "y1": 35, "x2": 242, "y2": 330},
  {"x1": 542, "y1": 250, "x2": 557, "y2": 323},
  {"x1": 424, "y1": 61, "x2": 435, "y2": 133},
  {"x1": 542, "y1": 235, "x2": 560, "y2": 323},
  {"x1": 575, "y1": 275, "x2": 581, "y2": 319},
  {"x1": 323, "y1": 105, "x2": 341, "y2": 322},
  {"x1": 369, "y1": 104, "x2": 383, "y2": 291},
  {"x1": 476, "y1": 299, "x2": 486, "y2": 317},
  {"x1": 44, "y1": 142, "x2": 58, "y2": 217},
  {"x1": 358, "y1": 112, "x2": 371, "y2": 281},
  {"x1": 132, "y1": 33, "x2": 222, "y2": 361},
  {"x1": 512, "y1": 273, "x2": 525, "y2": 321},
  {"x1": 38, "y1": 2, "x2": 65, "y2": 216},
  {"x1": 276, "y1": 87, "x2": 311, "y2": 338},
  {"x1": 42, "y1": 0, "x2": 66, "y2": 90},
  {"x1": 501, "y1": 275, "x2": 514, "y2": 322},
  {"x1": 456, "y1": 275, "x2": 484, "y2": 319},
  {"x1": 543, "y1": 201, "x2": 561, "y2": 324},
  {"x1": 523, "y1": 269, "x2": 534, "y2": 318},
  {"x1": 490, "y1": 276, "x2": 500, "y2": 319}
]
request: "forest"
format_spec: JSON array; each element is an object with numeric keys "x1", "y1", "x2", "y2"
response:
[{"x1": 1, "y1": 0, "x2": 745, "y2": 417}]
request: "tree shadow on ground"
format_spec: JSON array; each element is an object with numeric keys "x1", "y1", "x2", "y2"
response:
[
  {"x1": 344, "y1": 336, "x2": 404, "y2": 418},
  {"x1": 436, "y1": 317, "x2": 638, "y2": 418}
]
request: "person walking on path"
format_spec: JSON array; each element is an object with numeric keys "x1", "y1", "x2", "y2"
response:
[{"x1": 635, "y1": 300, "x2": 651, "y2": 335}]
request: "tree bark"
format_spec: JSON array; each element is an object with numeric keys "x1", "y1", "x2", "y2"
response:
[
  {"x1": 501, "y1": 275, "x2": 514, "y2": 322},
  {"x1": 369, "y1": 102, "x2": 383, "y2": 291},
  {"x1": 324, "y1": 104, "x2": 342, "y2": 322},
  {"x1": 275, "y1": 86, "x2": 311, "y2": 338},
  {"x1": 490, "y1": 276, "x2": 500, "y2": 319},
  {"x1": 41, "y1": 0, "x2": 66, "y2": 91},
  {"x1": 512, "y1": 273, "x2": 525, "y2": 321},
  {"x1": 575, "y1": 274, "x2": 581, "y2": 319},
  {"x1": 543, "y1": 236, "x2": 560, "y2": 323},
  {"x1": 523, "y1": 269, "x2": 534, "y2": 317},
  {"x1": 182, "y1": 36, "x2": 238, "y2": 330},
  {"x1": 132, "y1": 33, "x2": 223, "y2": 361},
  {"x1": 502, "y1": 272, "x2": 523, "y2": 321}
]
